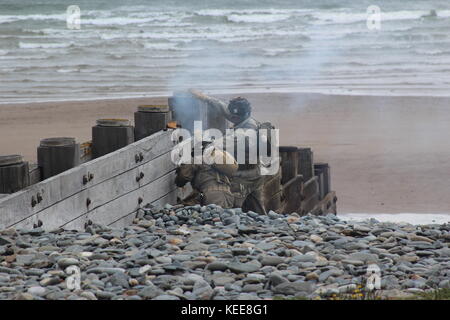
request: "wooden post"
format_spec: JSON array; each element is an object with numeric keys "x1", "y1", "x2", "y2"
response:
[
  {"x1": 298, "y1": 147, "x2": 314, "y2": 181},
  {"x1": 37, "y1": 137, "x2": 80, "y2": 180},
  {"x1": 263, "y1": 167, "x2": 282, "y2": 212},
  {"x1": 314, "y1": 162, "x2": 330, "y2": 197},
  {"x1": 315, "y1": 168, "x2": 325, "y2": 200},
  {"x1": 0, "y1": 155, "x2": 29, "y2": 194},
  {"x1": 92, "y1": 119, "x2": 134, "y2": 158},
  {"x1": 279, "y1": 146, "x2": 298, "y2": 185},
  {"x1": 134, "y1": 105, "x2": 170, "y2": 141}
]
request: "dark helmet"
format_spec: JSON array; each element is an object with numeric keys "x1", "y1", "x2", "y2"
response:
[{"x1": 228, "y1": 97, "x2": 251, "y2": 120}]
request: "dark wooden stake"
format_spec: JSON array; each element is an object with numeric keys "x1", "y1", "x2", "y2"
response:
[
  {"x1": 134, "y1": 105, "x2": 170, "y2": 141},
  {"x1": 298, "y1": 147, "x2": 314, "y2": 181},
  {"x1": 92, "y1": 119, "x2": 134, "y2": 159},
  {"x1": 314, "y1": 162, "x2": 331, "y2": 197},
  {"x1": 0, "y1": 155, "x2": 29, "y2": 194},
  {"x1": 279, "y1": 146, "x2": 298, "y2": 185},
  {"x1": 37, "y1": 137, "x2": 80, "y2": 180}
]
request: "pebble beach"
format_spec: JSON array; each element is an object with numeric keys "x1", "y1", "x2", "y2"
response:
[{"x1": 1, "y1": 204, "x2": 448, "y2": 300}]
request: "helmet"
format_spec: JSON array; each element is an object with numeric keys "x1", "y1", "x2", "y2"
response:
[{"x1": 228, "y1": 97, "x2": 251, "y2": 121}]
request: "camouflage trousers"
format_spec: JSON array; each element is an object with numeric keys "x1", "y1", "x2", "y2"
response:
[
  {"x1": 201, "y1": 184, "x2": 235, "y2": 209},
  {"x1": 231, "y1": 177, "x2": 266, "y2": 214}
]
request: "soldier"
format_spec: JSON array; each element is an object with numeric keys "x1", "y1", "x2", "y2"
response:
[
  {"x1": 175, "y1": 141, "x2": 238, "y2": 208},
  {"x1": 189, "y1": 89, "x2": 274, "y2": 214}
]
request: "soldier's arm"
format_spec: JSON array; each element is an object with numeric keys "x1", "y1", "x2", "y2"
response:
[
  {"x1": 175, "y1": 164, "x2": 196, "y2": 187},
  {"x1": 189, "y1": 89, "x2": 234, "y2": 122}
]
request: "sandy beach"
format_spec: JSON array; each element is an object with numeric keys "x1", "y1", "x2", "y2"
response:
[{"x1": 1, "y1": 92, "x2": 450, "y2": 214}]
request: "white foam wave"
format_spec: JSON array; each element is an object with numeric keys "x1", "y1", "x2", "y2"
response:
[
  {"x1": 56, "y1": 68, "x2": 79, "y2": 73},
  {"x1": 82, "y1": 16, "x2": 165, "y2": 26},
  {"x1": 19, "y1": 42, "x2": 73, "y2": 49},
  {"x1": 0, "y1": 13, "x2": 66, "y2": 24},
  {"x1": 262, "y1": 48, "x2": 300, "y2": 56},
  {"x1": 312, "y1": 10, "x2": 432, "y2": 25},
  {"x1": 414, "y1": 49, "x2": 448, "y2": 56},
  {"x1": 143, "y1": 42, "x2": 180, "y2": 50},
  {"x1": 196, "y1": 8, "x2": 312, "y2": 17},
  {"x1": 227, "y1": 14, "x2": 291, "y2": 23}
]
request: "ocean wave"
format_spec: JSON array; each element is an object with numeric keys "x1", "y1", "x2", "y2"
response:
[
  {"x1": 311, "y1": 10, "x2": 435, "y2": 25},
  {"x1": 0, "y1": 13, "x2": 66, "y2": 24},
  {"x1": 196, "y1": 8, "x2": 312, "y2": 17},
  {"x1": 262, "y1": 48, "x2": 301, "y2": 57},
  {"x1": 414, "y1": 49, "x2": 450, "y2": 56},
  {"x1": 143, "y1": 42, "x2": 182, "y2": 50},
  {"x1": 56, "y1": 68, "x2": 80, "y2": 73},
  {"x1": 227, "y1": 14, "x2": 291, "y2": 23},
  {"x1": 82, "y1": 16, "x2": 169, "y2": 26},
  {"x1": 19, "y1": 42, "x2": 74, "y2": 49}
]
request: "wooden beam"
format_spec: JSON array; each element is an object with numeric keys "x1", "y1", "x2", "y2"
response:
[
  {"x1": 6, "y1": 151, "x2": 176, "y2": 231},
  {"x1": 61, "y1": 171, "x2": 176, "y2": 231},
  {"x1": 108, "y1": 189, "x2": 178, "y2": 229},
  {"x1": 0, "y1": 130, "x2": 176, "y2": 229},
  {"x1": 280, "y1": 174, "x2": 303, "y2": 214}
]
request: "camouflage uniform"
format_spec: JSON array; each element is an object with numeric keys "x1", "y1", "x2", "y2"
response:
[
  {"x1": 190, "y1": 90, "x2": 268, "y2": 214},
  {"x1": 175, "y1": 148, "x2": 238, "y2": 208},
  {"x1": 230, "y1": 117, "x2": 267, "y2": 214}
]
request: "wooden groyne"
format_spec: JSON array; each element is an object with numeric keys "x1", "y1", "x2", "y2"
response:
[{"x1": 0, "y1": 92, "x2": 337, "y2": 231}]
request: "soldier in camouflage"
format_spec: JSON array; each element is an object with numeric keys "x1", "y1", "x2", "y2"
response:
[
  {"x1": 175, "y1": 142, "x2": 238, "y2": 208},
  {"x1": 189, "y1": 89, "x2": 272, "y2": 214}
]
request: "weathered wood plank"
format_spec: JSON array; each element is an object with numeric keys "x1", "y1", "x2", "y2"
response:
[
  {"x1": 10, "y1": 151, "x2": 176, "y2": 231},
  {"x1": 63, "y1": 171, "x2": 176, "y2": 231},
  {"x1": 0, "y1": 130, "x2": 176, "y2": 229},
  {"x1": 108, "y1": 189, "x2": 178, "y2": 229},
  {"x1": 302, "y1": 176, "x2": 319, "y2": 201},
  {"x1": 311, "y1": 191, "x2": 337, "y2": 216},
  {"x1": 263, "y1": 170, "x2": 282, "y2": 212},
  {"x1": 280, "y1": 175, "x2": 303, "y2": 214},
  {"x1": 300, "y1": 193, "x2": 320, "y2": 216}
]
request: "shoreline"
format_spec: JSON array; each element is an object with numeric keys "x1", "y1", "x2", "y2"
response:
[
  {"x1": 5, "y1": 86, "x2": 450, "y2": 106},
  {"x1": 2, "y1": 92, "x2": 450, "y2": 214}
]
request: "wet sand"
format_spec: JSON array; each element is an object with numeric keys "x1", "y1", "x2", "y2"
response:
[{"x1": 1, "y1": 92, "x2": 450, "y2": 214}]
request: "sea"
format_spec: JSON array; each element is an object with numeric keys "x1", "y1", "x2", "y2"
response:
[{"x1": 1, "y1": 0, "x2": 450, "y2": 103}]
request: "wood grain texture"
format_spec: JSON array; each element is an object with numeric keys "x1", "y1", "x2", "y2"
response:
[
  {"x1": 0, "y1": 130, "x2": 177, "y2": 229},
  {"x1": 0, "y1": 162, "x2": 29, "y2": 194}
]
